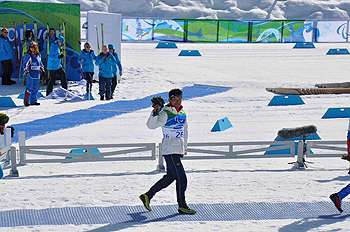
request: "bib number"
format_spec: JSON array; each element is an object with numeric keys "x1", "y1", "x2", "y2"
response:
[
  {"x1": 31, "y1": 66, "x2": 41, "y2": 71},
  {"x1": 162, "y1": 128, "x2": 184, "y2": 139}
]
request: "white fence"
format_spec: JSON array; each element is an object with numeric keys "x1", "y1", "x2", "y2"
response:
[
  {"x1": 157, "y1": 140, "x2": 347, "y2": 170},
  {"x1": 0, "y1": 128, "x2": 18, "y2": 177},
  {"x1": 306, "y1": 140, "x2": 347, "y2": 157},
  {"x1": 16, "y1": 132, "x2": 156, "y2": 167}
]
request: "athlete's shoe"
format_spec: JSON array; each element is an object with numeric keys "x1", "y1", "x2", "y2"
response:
[
  {"x1": 178, "y1": 204, "x2": 196, "y2": 214},
  {"x1": 330, "y1": 193, "x2": 343, "y2": 213},
  {"x1": 139, "y1": 193, "x2": 152, "y2": 211}
]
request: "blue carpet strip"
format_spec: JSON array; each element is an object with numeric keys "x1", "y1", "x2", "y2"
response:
[{"x1": 0, "y1": 202, "x2": 348, "y2": 227}]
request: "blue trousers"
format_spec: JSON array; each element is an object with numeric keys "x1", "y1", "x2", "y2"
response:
[
  {"x1": 99, "y1": 76, "x2": 112, "y2": 98},
  {"x1": 24, "y1": 75, "x2": 40, "y2": 104},
  {"x1": 147, "y1": 154, "x2": 187, "y2": 207},
  {"x1": 338, "y1": 183, "x2": 350, "y2": 199}
]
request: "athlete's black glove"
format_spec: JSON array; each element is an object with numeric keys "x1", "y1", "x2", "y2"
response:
[
  {"x1": 151, "y1": 96, "x2": 165, "y2": 115},
  {"x1": 58, "y1": 54, "x2": 64, "y2": 59}
]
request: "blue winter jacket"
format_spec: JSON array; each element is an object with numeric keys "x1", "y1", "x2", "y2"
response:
[
  {"x1": 111, "y1": 52, "x2": 122, "y2": 76},
  {"x1": 95, "y1": 52, "x2": 117, "y2": 78},
  {"x1": 22, "y1": 51, "x2": 44, "y2": 79},
  {"x1": 0, "y1": 35, "x2": 13, "y2": 61},
  {"x1": 78, "y1": 49, "x2": 97, "y2": 73},
  {"x1": 47, "y1": 42, "x2": 62, "y2": 71}
]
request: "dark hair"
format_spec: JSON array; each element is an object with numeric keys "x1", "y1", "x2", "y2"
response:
[
  {"x1": 169, "y1": 89, "x2": 182, "y2": 99},
  {"x1": 25, "y1": 30, "x2": 33, "y2": 39},
  {"x1": 27, "y1": 41, "x2": 38, "y2": 53}
]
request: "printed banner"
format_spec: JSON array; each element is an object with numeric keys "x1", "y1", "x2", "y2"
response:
[
  {"x1": 218, "y1": 21, "x2": 249, "y2": 42},
  {"x1": 282, "y1": 20, "x2": 313, "y2": 42},
  {"x1": 252, "y1": 21, "x2": 283, "y2": 42},
  {"x1": 316, "y1": 21, "x2": 348, "y2": 42},
  {"x1": 0, "y1": 1, "x2": 81, "y2": 81},
  {"x1": 153, "y1": 19, "x2": 186, "y2": 42},
  {"x1": 187, "y1": 20, "x2": 218, "y2": 42},
  {"x1": 122, "y1": 18, "x2": 153, "y2": 41}
]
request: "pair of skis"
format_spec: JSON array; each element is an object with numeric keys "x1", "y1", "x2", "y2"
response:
[
  {"x1": 58, "y1": 22, "x2": 69, "y2": 101},
  {"x1": 94, "y1": 23, "x2": 104, "y2": 54}
]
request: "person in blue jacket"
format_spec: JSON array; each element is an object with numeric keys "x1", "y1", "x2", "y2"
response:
[
  {"x1": 108, "y1": 44, "x2": 122, "y2": 99},
  {"x1": 95, "y1": 44, "x2": 117, "y2": 100},
  {"x1": 46, "y1": 36, "x2": 67, "y2": 96},
  {"x1": 42, "y1": 28, "x2": 57, "y2": 59},
  {"x1": 22, "y1": 42, "x2": 44, "y2": 106},
  {"x1": 78, "y1": 42, "x2": 97, "y2": 94},
  {"x1": 0, "y1": 28, "x2": 15, "y2": 85}
]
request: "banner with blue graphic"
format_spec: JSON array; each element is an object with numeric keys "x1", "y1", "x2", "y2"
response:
[{"x1": 316, "y1": 21, "x2": 348, "y2": 42}]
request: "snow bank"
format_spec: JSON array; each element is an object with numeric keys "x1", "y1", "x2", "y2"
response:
[{"x1": 7, "y1": 0, "x2": 350, "y2": 19}]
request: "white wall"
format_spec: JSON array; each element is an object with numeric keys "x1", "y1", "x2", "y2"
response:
[{"x1": 87, "y1": 11, "x2": 122, "y2": 80}]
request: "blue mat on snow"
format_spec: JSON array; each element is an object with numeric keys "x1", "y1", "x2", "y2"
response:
[
  {"x1": 11, "y1": 84, "x2": 231, "y2": 143},
  {"x1": 0, "y1": 202, "x2": 348, "y2": 227}
]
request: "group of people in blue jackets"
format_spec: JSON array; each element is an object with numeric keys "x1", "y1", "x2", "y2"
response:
[
  {"x1": 1, "y1": 26, "x2": 122, "y2": 105},
  {"x1": 79, "y1": 42, "x2": 122, "y2": 100}
]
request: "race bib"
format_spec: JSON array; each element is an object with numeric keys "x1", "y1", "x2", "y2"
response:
[
  {"x1": 162, "y1": 127, "x2": 184, "y2": 139},
  {"x1": 31, "y1": 66, "x2": 41, "y2": 70}
]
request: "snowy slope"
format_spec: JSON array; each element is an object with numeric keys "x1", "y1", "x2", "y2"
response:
[
  {"x1": 1, "y1": 43, "x2": 350, "y2": 231},
  {"x1": 7, "y1": 0, "x2": 350, "y2": 20}
]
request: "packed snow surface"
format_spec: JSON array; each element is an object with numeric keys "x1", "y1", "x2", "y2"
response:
[
  {"x1": 7, "y1": 0, "x2": 350, "y2": 20},
  {"x1": 1, "y1": 43, "x2": 350, "y2": 231}
]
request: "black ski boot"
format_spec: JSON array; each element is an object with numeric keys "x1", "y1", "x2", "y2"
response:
[
  {"x1": 139, "y1": 193, "x2": 152, "y2": 211},
  {"x1": 178, "y1": 204, "x2": 196, "y2": 214},
  {"x1": 330, "y1": 193, "x2": 343, "y2": 213}
]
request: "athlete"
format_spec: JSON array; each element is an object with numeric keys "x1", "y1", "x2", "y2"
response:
[{"x1": 140, "y1": 89, "x2": 196, "y2": 214}]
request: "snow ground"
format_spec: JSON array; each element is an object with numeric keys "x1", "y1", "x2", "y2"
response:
[{"x1": 1, "y1": 43, "x2": 350, "y2": 231}]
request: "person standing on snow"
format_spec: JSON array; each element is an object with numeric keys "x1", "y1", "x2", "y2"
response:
[
  {"x1": 78, "y1": 42, "x2": 97, "y2": 95},
  {"x1": 0, "y1": 28, "x2": 15, "y2": 85},
  {"x1": 46, "y1": 36, "x2": 67, "y2": 96},
  {"x1": 108, "y1": 44, "x2": 122, "y2": 99},
  {"x1": 95, "y1": 44, "x2": 117, "y2": 100},
  {"x1": 22, "y1": 41, "x2": 44, "y2": 106},
  {"x1": 140, "y1": 89, "x2": 196, "y2": 215}
]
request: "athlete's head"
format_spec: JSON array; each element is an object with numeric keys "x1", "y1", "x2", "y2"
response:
[
  {"x1": 28, "y1": 41, "x2": 38, "y2": 54},
  {"x1": 169, "y1": 89, "x2": 182, "y2": 108}
]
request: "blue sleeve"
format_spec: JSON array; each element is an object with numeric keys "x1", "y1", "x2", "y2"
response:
[
  {"x1": 106, "y1": 53, "x2": 117, "y2": 66},
  {"x1": 22, "y1": 54, "x2": 31, "y2": 71},
  {"x1": 38, "y1": 54, "x2": 44, "y2": 67},
  {"x1": 91, "y1": 51, "x2": 97, "y2": 61},
  {"x1": 0, "y1": 39, "x2": 5, "y2": 54},
  {"x1": 114, "y1": 53, "x2": 122, "y2": 71},
  {"x1": 95, "y1": 55, "x2": 103, "y2": 66}
]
